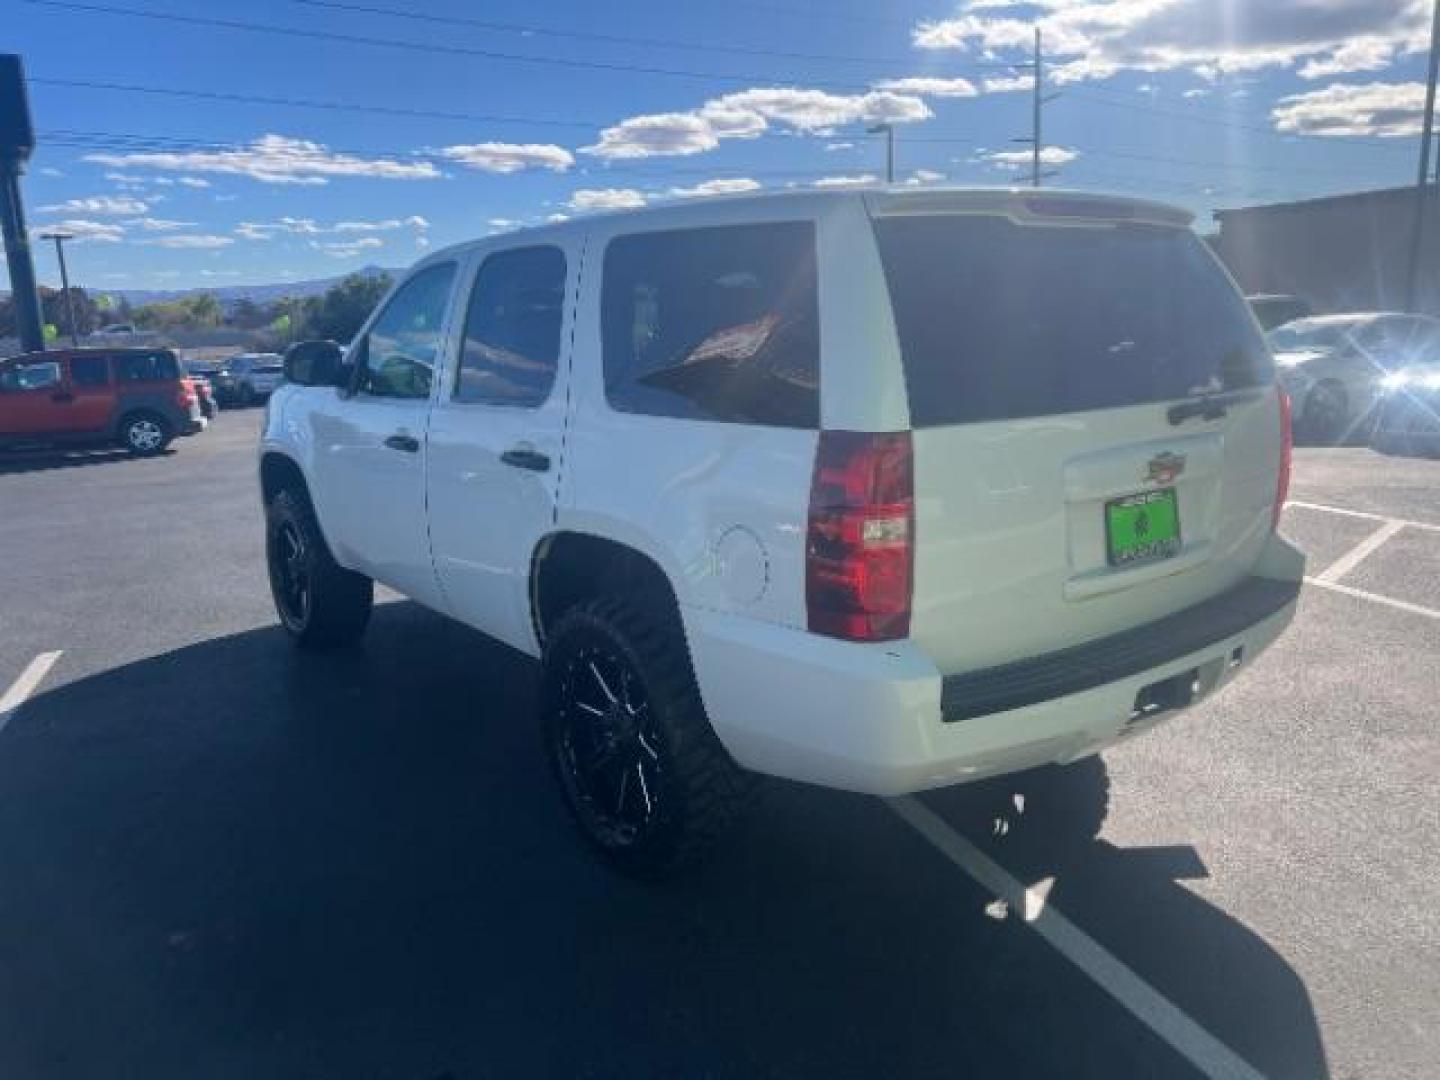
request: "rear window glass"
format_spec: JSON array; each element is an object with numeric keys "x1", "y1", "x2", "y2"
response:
[
  {"x1": 873, "y1": 216, "x2": 1272, "y2": 428},
  {"x1": 114, "y1": 351, "x2": 180, "y2": 382},
  {"x1": 601, "y1": 221, "x2": 819, "y2": 428}
]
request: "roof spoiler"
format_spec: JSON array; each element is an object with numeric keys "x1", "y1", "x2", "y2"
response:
[{"x1": 864, "y1": 187, "x2": 1194, "y2": 229}]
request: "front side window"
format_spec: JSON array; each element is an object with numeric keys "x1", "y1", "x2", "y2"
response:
[
  {"x1": 359, "y1": 263, "x2": 457, "y2": 400},
  {"x1": 113, "y1": 351, "x2": 180, "y2": 382},
  {"x1": 0, "y1": 361, "x2": 61, "y2": 392},
  {"x1": 601, "y1": 222, "x2": 820, "y2": 428},
  {"x1": 455, "y1": 246, "x2": 567, "y2": 407},
  {"x1": 69, "y1": 357, "x2": 110, "y2": 387}
]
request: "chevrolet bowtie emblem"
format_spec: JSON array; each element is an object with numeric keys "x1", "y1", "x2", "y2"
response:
[{"x1": 1147, "y1": 452, "x2": 1186, "y2": 484}]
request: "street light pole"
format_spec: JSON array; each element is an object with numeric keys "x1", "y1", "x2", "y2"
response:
[
  {"x1": 1404, "y1": 0, "x2": 1440, "y2": 314},
  {"x1": 39, "y1": 230, "x2": 78, "y2": 347},
  {"x1": 867, "y1": 122, "x2": 895, "y2": 183}
]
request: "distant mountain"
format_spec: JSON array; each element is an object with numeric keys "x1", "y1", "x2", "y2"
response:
[{"x1": 98, "y1": 264, "x2": 400, "y2": 309}]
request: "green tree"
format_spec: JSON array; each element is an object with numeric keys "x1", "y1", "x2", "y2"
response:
[{"x1": 302, "y1": 272, "x2": 392, "y2": 342}]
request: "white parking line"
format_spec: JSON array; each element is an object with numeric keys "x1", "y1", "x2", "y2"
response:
[
  {"x1": 1304, "y1": 577, "x2": 1440, "y2": 622},
  {"x1": 1315, "y1": 519, "x2": 1408, "y2": 584},
  {"x1": 0, "y1": 651, "x2": 63, "y2": 735},
  {"x1": 888, "y1": 796, "x2": 1266, "y2": 1080},
  {"x1": 1286, "y1": 500, "x2": 1440, "y2": 533}
]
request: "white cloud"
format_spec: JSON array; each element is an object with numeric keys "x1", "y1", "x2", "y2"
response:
[
  {"x1": 906, "y1": 169, "x2": 945, "y2": 185},
  {"x1": 311, "y1": 237, "x2": 385, "y2": 258},
  {"x1": 235, "y1": 223, "x2": 272, "y2": 241},
  {"x1": 547, "y1": 213, "x2": 571, "y2": 223},
  {"x1": 85, "y1": 134, "x2": 439, "y2": 185},
  {"x1": 38, "y1": 166, "x2": 64, "y2": 178},
  {"x1": 668, "y1": 177, "x2": 762, "y2": 198},
  {"x1": 812, "y1": 174, "x2": 880, "y2": 187},
  {"x1": 986, "y1": 145, "x2": 1079, "y2": 168},
  {"x1": 237, "y1": 216, "x2": 430, "y2": 241},
  {"x1": 176, "y1": 175, "x2": 211, "y2": 188},
  {"x1": 874, "y1": 76, "x2": 979, "y2": 98},
  {"x1": 1272, "y1": 80, "x2": 1428, "y2": 138},
  {"x1": 915, "y1": 0, "x2": 1431, "y2": 87},
  {"x1": 415, "y1": 236, "x2": 432, "y2": 248},
  {"x1": 583, "y1": 86, "x2": 930, "y2": 159},
  {"x1": 438, "y1": 142, "x2": 574, "y2": 174},
  {"x1": 33, "y1": 219, "x2": 124, "y2": 243},
  {"x1": 982, "y1": 74, "x2": 1034, "y2": 94},
  {"x1": 332, "y1": 219, "x2": 404, "y2": 232},
  {"x1": 125, "y1": 217, "x2": 195, "y2": 232},
  {"x1": 404, "y1": 215, "x2": 429, "y2": 229},
  {"x1": 568, "y1": 188, "x2": 648, "y2": 211},
  {"x1": 488, "y1": 218, "x2": 521, "y2": 231},
  {"x1": 825, "y1": 141, "x2": 856, "y2": 151},
  {"x1": 39, "y1": 195, "x2": 148, "y2": 215},
  {"x1": 143, "y1": 234, "x2": 235, "y2": 249}
]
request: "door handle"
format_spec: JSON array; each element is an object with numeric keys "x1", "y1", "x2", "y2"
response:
[
  {"x1": 384, "y1": 433, "x2": 420, "y2": 453},
  {"x1": 500, "y1": 447, "x2": 551, "y2": 472}
]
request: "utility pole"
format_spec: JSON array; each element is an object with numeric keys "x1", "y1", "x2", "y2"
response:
[
  {"x1": 1404, "y1": 0, "x2": 1440, "y2": 314},
  {"x1": 1011, "y1": 29, "x2": 1062, "y2": 187},
  {"x1": 39, "y1": 231, "x2": 78, "y2": 346},
  {"x1": 0, "y1": 54, "x2": 43, "y2": 353},
  {"x1": 868, "y1": 121, "x2": 895, "y2": 183}
]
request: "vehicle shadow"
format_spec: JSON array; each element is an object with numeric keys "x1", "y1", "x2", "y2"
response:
[
  {"x1": 0, "y1": 602, "x2": 1327, "y2": 1079},
  {"x1": 0, "y1": 447, "x2": 172, "y2": 475}
]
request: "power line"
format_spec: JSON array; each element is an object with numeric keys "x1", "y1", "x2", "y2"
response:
[
  {"x1": 20, "y1": 0, "x2": 975, "y2": 93},
  {"x1": 293, "y1": 0, "x2": 938, "y2": 70}
]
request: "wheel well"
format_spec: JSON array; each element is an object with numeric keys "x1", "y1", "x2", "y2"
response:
[
  {"x1": 118, "y1": 408, "x2": 169, "y2": 432},
  {"x1": 260, "y1": 452, "x2": 308, "y2": 506},
  {"x1": 531, "y1": 533, "x2": 679, "y2": 647}
]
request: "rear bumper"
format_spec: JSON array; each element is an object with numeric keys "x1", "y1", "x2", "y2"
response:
[{"x1": 684, "y1": 533, "x2": 1304, "y2": 795}]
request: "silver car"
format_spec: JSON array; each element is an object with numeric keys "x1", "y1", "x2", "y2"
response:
[
  {"x1": 1267, "y1": 313, "x2": 1440, "y2": 443},
  {"x1": 215, "y1": 353, "x2": 286, "y2": 407}
]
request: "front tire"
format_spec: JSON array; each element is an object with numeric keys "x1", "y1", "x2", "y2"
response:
[
  {"x1": 119, "y1": 412, "x2": 171, "y2": 456},
  {"x1": 1299, "y1": 381, "x2": 1349, "y2": 444},
  {"x1": 542, "y1": 597, "x2": 753, "y2": 877},
  {"x1": 266, "y1": 488, "x2": 373, "y2": 649}
]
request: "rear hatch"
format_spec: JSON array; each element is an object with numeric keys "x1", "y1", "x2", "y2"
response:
[{"x1": 868, "y1": 193, "x2": 1281, "y2": 673}]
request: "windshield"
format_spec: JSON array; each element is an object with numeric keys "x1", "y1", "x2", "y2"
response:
[{"x1": 875, "y1": 216, "x2": 1271, "y2": 427}]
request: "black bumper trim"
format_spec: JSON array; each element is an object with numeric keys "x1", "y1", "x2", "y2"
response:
[{"x1": 940, "y1": 575, "x2": 1301, "y2": 722}]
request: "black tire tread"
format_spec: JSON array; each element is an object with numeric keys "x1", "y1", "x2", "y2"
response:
[
  {"x1": 267, "y1": 487, "x2": 373, "y2": 649},
  {"x1": 545, "y1": 595, "x2": 753, "y2": 877}
]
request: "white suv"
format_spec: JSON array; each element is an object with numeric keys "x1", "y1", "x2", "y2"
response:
[{"x1": 260, "y1": 187, "x2": 1305, "y2": 875}]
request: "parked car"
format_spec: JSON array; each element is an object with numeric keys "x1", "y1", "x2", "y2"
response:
[
  {"x1": 183, "y1": 360, "x2": 222, "y2": 420},
  {"x1": 1373, "y1": 355, "x2": 1440, "y2": 457},
  {"x1": 259, "y1": 187, "x2": 1304, "y2": 875},
  {"x1": 1266, "y1": 312, "x2": 1440, "y2": 443},
  {"x1": 0, "y1": 347, "x2": 206, "y2": 455},
  {"x1": 213, "y1": 353, "x2": 285, "y2": 407},
  {"x1": 1247, "y1": 294, "x2": 1313, "y2": 331}
]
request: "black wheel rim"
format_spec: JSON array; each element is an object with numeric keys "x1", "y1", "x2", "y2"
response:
[
  {"x1": 271, "y1": 520, "x2": 310, "y2": 625},
  {"x1": 556, "y1": 645, "x2": 664, "y2": 847}
]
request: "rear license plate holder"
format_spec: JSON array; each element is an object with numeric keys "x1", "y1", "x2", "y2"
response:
[{"x1": 1106, "y1": 488, "x2": 1181, "y2": 567}]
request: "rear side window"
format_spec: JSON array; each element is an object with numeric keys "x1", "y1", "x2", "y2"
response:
[
  {"x1": 456, "y1": 245, "x2": 566, "y2": 407},
  {"x1": 114, "y1": 351, "x2": 180, "y2": 382},
  {"x1": 873, "y1": 216, "x2": 1272, "y2": 428},
  {"x1": 601, "y1": 221, "x2": 819, "y2": 428},
  {"x1": 69, "y1": 356, "x2": 109, "y2": 386}
]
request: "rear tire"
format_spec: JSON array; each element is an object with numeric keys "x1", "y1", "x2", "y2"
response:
[
  {"x1": 266, "y1": 487, "x2": 373, "y2": 649},
  {"x1": 1299, "y1": 381, "x2": 1349, "y2": 445},
  {"x1": 542, "y1": 596, "x2": 753, "y2": 877},
  {"x1": 119, "y1": 412, "x2": 172, "y2": 456}
]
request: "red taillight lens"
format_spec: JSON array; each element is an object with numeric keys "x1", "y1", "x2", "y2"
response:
[
  {"x1": 1274, "y1": 390, "x2": 1293, "y2": 529},
  {"x1": 806, "y1": 431, "x2": 914, "y2": 642},
  {"x1": 177, "y1": 381, "x2": 195, "y2": 408}
]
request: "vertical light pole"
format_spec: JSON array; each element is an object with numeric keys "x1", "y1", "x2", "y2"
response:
[
  {"x1": 1405, "y1": 0, "x2": 1440, "y2": 314},
  {"x1": 39, "y1": 230, "x2": 78, "y2": 346},
  {"x1": 867, "y1": 122, "x2": 895, "y2": 183}
]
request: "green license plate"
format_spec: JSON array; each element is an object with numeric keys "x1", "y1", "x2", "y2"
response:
[{"x1": 1106, "y1": 488, "x2": 1181, "y2": 567}]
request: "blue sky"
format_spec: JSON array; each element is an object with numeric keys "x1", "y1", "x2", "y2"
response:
[{"x1": 5, "y1": 0, "x2": 1435, "y2": 290}]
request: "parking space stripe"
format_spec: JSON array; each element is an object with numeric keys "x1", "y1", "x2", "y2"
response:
[
  {"x1": 1315, "y1": 520, "x2": 1408, "y2": 583},
  {"x1": 1286, "y1": 500, "x2": 1440, "y2": 533},
  {"x1": 1304, "y1": 577, "x2": 1440, "y2": 622},
  {"x1": 888, "y1": 796, "x2": 1266, "y2": 1080},
  {"x1": 0, "y1": 651, "x2": 63, "y2": 735}
]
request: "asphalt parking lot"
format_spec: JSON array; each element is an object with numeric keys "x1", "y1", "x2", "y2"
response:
[{"x1": 1, "y1": 414, "x2": 1436, "y2": 1080}]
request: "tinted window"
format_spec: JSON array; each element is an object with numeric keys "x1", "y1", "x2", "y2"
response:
[
  {"x1": 601, "y1": 222, "x2": 819, "y2": 428},
  {"x1": 360, "y1": 263, "x2": 456, "y2": 400},
  {"x1": 456, "y1": 246, "x2": 567, "y2": 407},
  {"x1": 0, "y1": 361, "x2": 61, "y2": 392},
  {"x1": 69, "y1": 356, "x2": 109, "y2": 386},
  {"x1": 114, "y1": 351, "x2": 180, "y2": 382},
  {"x1": 874, "y1": 216, "x2": 1272, "y2": 428},
  {"x1": 253, "y1": 363, "x2": 283, "y2": 375}
]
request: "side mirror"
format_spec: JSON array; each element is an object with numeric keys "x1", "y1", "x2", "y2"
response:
[{"x1": 283, "y1": 340, "x2": 345, "y2": 387}]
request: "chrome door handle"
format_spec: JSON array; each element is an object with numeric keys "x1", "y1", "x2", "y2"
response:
[{"x1": 384, "y1": 433, "x2": 420, "y2": 453}]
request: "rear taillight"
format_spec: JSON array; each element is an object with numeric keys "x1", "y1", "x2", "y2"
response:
[
  {"x1": 806, "y1": 431, "x2": 914, "y2": 642},
  {"x1": 177, "y1": 381, "x2": 195, "y2": 409},
  {"x1": 1274, "y1": 390, "x2": 1293, "y2": 529}
]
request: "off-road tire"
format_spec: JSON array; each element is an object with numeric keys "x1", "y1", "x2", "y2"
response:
[{"x1": 265, "y1": 487, "x2": 373, "y2": 649}]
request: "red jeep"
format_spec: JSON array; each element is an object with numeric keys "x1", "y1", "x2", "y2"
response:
[{"x1": 0, "y1": 347, "x2": 207, "y2": 456}]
